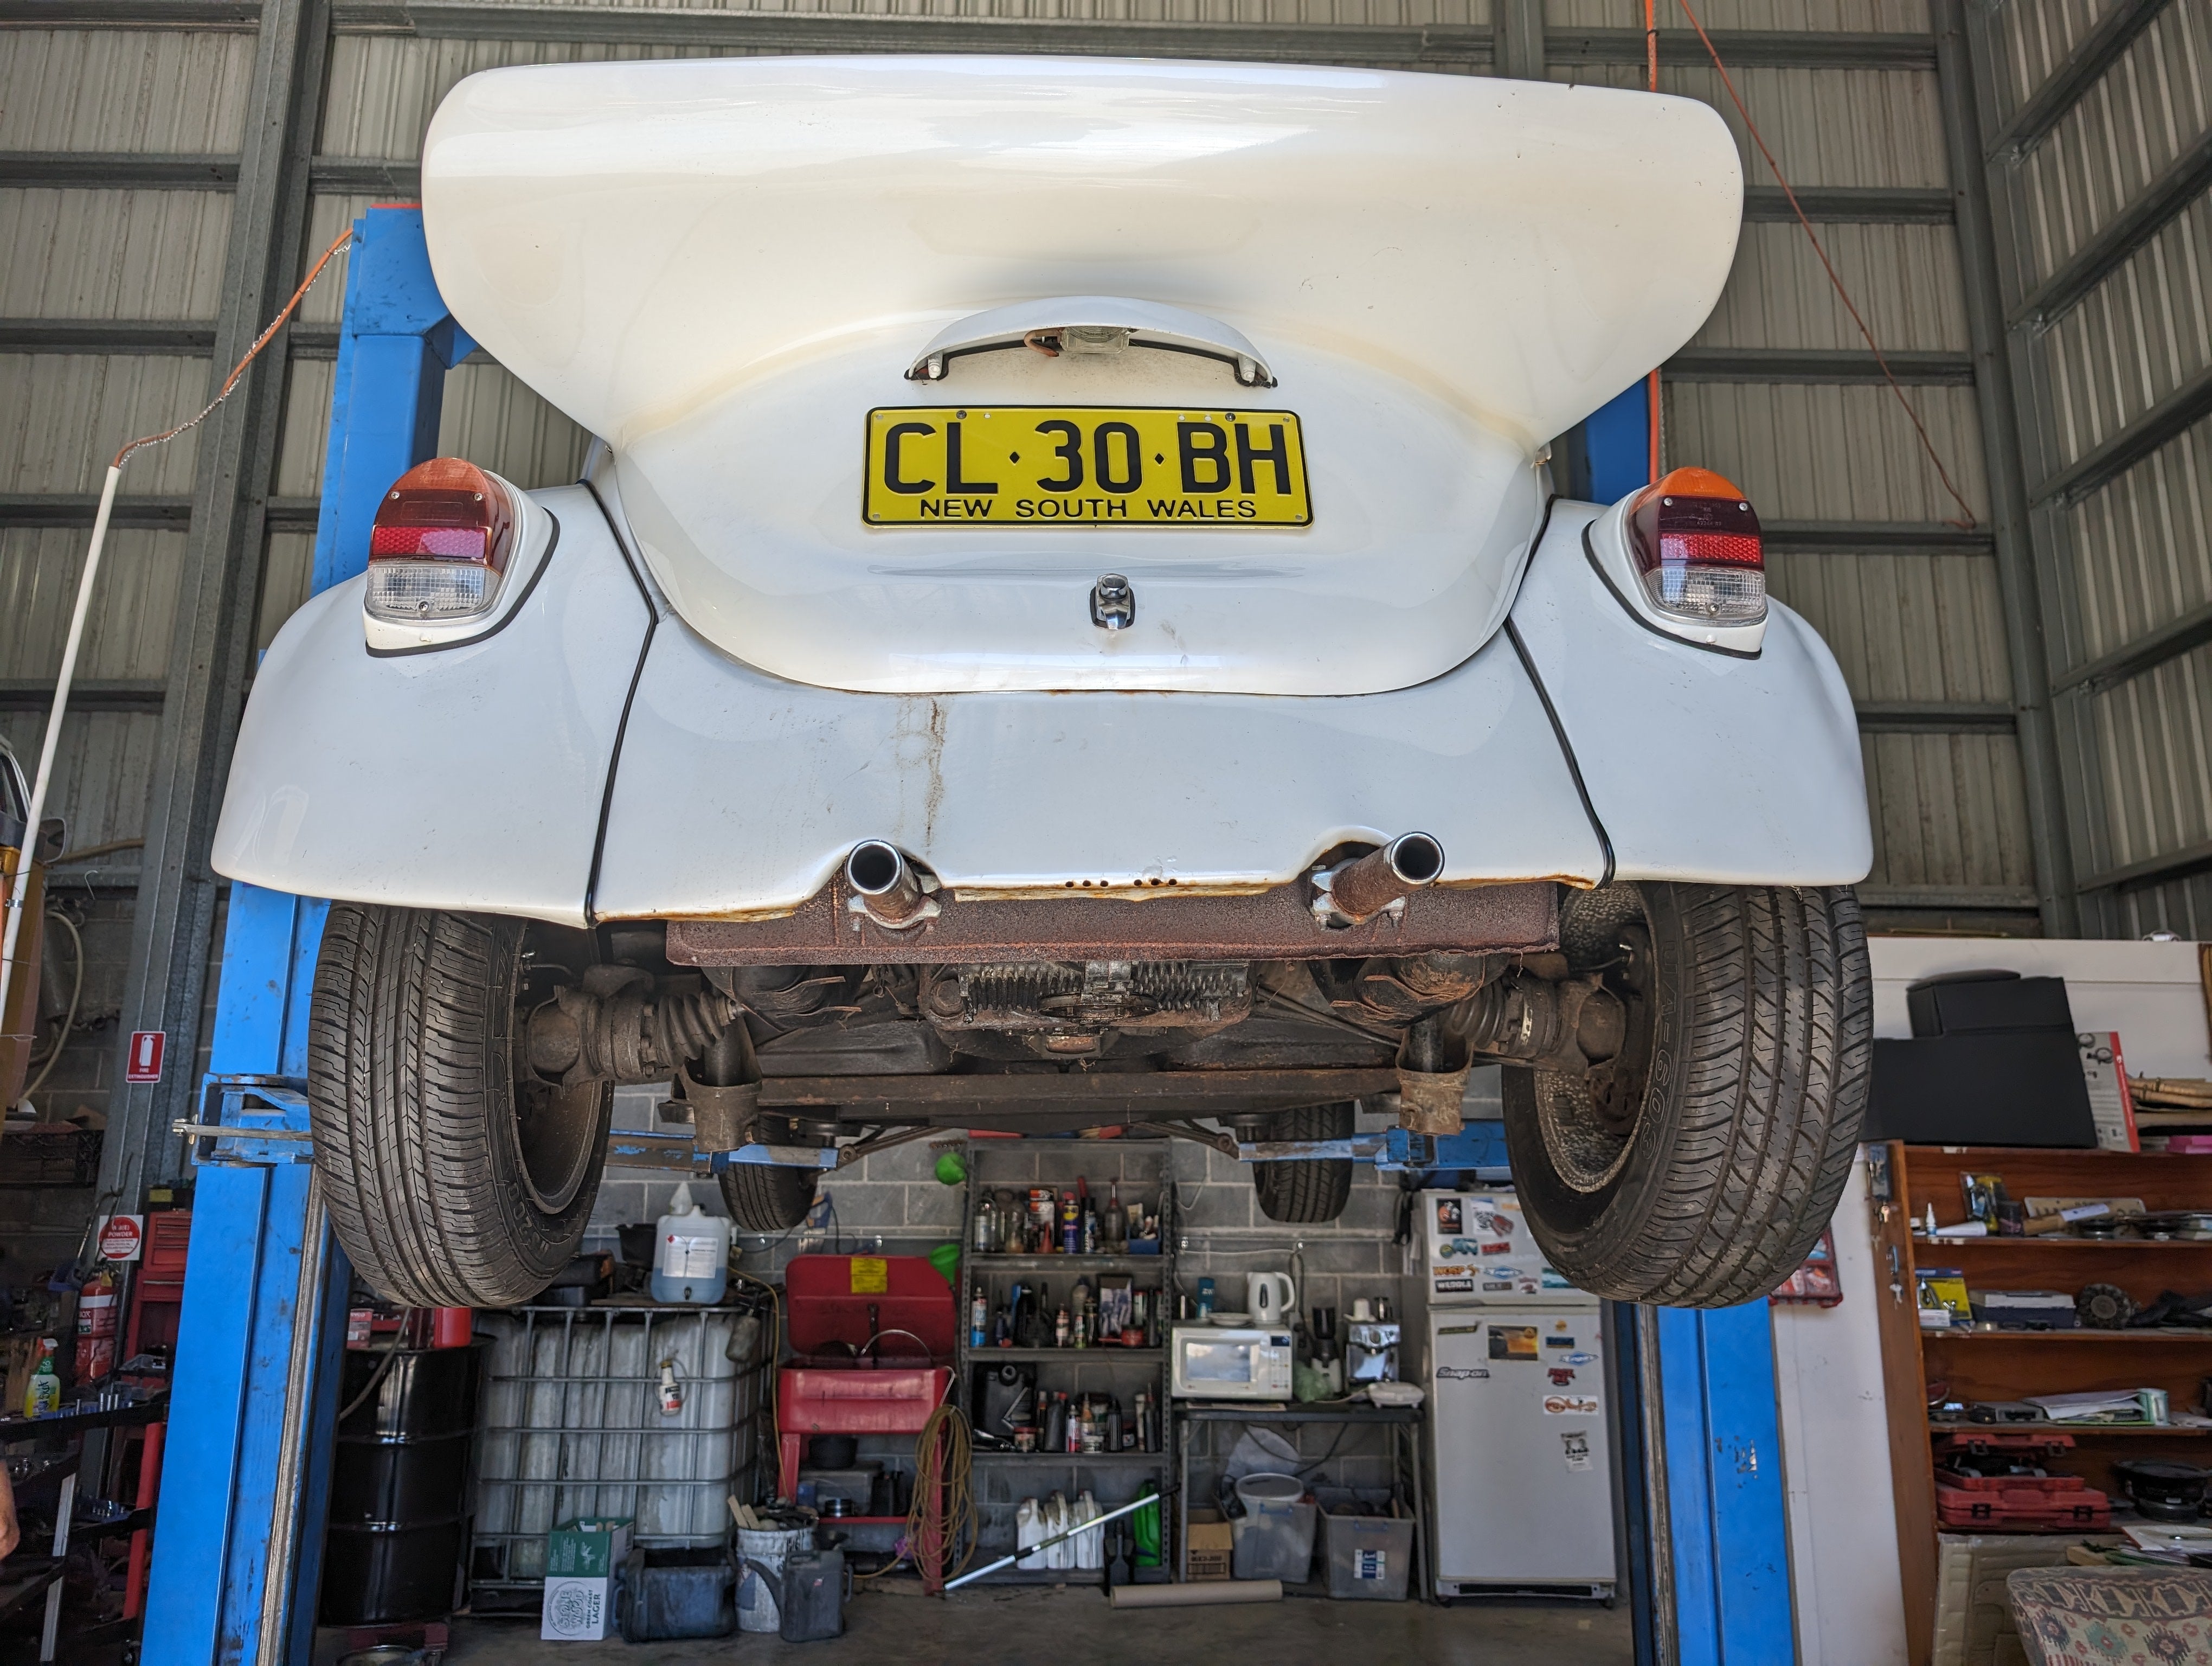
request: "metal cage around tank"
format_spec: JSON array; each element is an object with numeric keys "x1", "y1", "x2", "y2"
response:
[{"x1": 466, "y1": 1301, "x2": 773, "y2": 1609}]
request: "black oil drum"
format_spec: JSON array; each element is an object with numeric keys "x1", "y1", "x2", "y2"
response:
[{"x1": 320, "y1": 1341, "x2": 483, "y2": 1626}]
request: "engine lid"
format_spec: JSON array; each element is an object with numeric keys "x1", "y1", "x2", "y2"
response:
[{"x1": 423, "y1": 55, "x2": 1741, "y2": 694}]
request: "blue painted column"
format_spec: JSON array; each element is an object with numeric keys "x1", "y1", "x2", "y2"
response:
[
  {"x1": 1579, "y1": 380, "x2": 1797, "y2": 1666},
  {"x1": 143, "y1": 206, "x2": 465, "y2": 1665}
]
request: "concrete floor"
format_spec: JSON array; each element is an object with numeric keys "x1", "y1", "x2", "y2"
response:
[{"x1": 333, "y1": 1582, "x2": 1631, "y2": 1665}]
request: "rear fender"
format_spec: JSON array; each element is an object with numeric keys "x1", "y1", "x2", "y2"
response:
[
  {"x1": 211, "y1": 484, "x2": 653, "y2": 926},
  {"x1": 1507, "y1": 502, "x2": 1871, "y2": 887}
]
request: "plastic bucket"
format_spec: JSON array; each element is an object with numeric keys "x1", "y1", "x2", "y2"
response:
[
  {"x1": 735, "y1": 1525, "x2": 814, "y2": 1633},
  {"x1": 1231, "y1": 1473, "x2": 1316, "y2": 1583}
]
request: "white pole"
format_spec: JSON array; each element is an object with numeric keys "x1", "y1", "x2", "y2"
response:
[{"x1": 0, "y1": 463, "x2": 121, "y2": 1063}]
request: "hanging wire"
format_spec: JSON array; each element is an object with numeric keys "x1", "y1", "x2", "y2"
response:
[
  {"x1": 0, "y1": 223, "x2": 356, "y2": 1047},
  {"x1": 1670, "y1": 0, "x2": 1982, "y2": 529},
  {"x1": 110, "y1": 224, "x2": 354, "y2": 470}
]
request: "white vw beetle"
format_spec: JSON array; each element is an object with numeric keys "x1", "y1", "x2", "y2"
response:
[{"x1": 215, "y1": 57, "x2": 1872, "y2": 1310}]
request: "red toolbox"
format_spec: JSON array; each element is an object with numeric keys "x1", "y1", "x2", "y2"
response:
[
  {"x1": 1934, "y1": 1472, "x2": 2111, "y2": 1531},
  {"x1": 776, "y1": 1254, "x2": 954, "y2": 1501}
]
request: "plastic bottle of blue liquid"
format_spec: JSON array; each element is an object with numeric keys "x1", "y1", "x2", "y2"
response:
[{"x1": 651, "y1": 1183, "x2": 730, "y2": 1304}]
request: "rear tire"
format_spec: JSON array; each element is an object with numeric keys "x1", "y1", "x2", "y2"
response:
[
  {"x1": 1502, "y1": 885, "x2": 1869, "y2": 1308},
  {"x1": 717, "y1": 1122, "x2": 820, "y2": 1233},
  {"x1": 308, "y1": 905, "x2": 613, "y2": 1307},
  {"x1": 1252, "y1": 1101, "x2": 1355, "y2": 1224}
]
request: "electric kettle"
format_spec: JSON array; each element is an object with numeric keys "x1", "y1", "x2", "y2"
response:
[{"x1": 1247, "y1": 1272, "x2": 1295, "y2": 1327}]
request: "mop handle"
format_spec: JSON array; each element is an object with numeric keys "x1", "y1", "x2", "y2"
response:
[{"x1": 942, "y1": 1489, "x2": 1160, "y2": 1591}]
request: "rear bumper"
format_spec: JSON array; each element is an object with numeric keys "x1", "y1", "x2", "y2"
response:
[{"x1": 213, "y1": 486, "x2": 1868, "y2": 928}]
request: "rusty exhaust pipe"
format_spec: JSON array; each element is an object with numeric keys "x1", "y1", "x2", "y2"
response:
[
  {"x1": 1320, "y1": 832, "x2": 1445, "y2": 925},
  {"x1": 846, "y1": 840, "x2": 932, "y2": 928}
]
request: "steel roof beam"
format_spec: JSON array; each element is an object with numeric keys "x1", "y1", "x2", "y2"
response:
[
  {"x1": 1934, "y1": 0, "x2": 2075, "y2": 937},
  {"x1": 1761, "y1": 520, "x2": 1995, "y2": 555},
  {"x1": 0, "y1": 492, "x2": 317, "y2": 528},
  {"x1": 2032, "y1": 362, "x2": 2212, "y2": 508},
  {"x1": 2009, "y1": 129, "x2": 2212, "y2": 331},
  {"x1": 1546, "y1": 27, "x2": 1934, "y2": 67},
  {"x1": 2052, "y1": 597, "x2": 2212, "y2": 698},
  {"x1": 1854, "y1": 701, "x2": 2016, "y2": 733},
  {"x1": 0, "y1": 0, "x2": 259, "y2": 25},
  {"x1": 2077, "y1": 835, "x2": 2212, "y2": 895},
  {"x1": 0, "y1": 678, "x2": 168, "y2": 710},
  {"x1": 1984, "y1": 0, "x2": 2177, "y2": 163},
  {"x1": 1664, "y1": 348, "x2": 1972, "y2": 383},
  {"x1": 1743, "y1": 186, "x2": 1954, "y2": 222}
]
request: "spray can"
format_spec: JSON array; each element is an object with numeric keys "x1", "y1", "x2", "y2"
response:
[
  {"x1": 1059, "y1": 1191, "x2": 1079, "y2": 1255},
  {"x1": 970, "y1": 1293, "x2": 988, "y2": 1348}
]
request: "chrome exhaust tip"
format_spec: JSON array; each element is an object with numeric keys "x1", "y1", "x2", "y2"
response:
[
  {"x1": 845, "y1": 840, "x2": 933, "y2": 927},
  {"x1": 1315, "y1": 832, "x2": 1445, "y2": 926}
]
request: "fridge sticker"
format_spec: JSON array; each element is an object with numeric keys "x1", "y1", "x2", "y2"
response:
[
  {"x1": 1544, "y1": 1335, "x2": 1577, "y2": 1349},
  {"x1": 1437, "y1": 1366, "x2": 1491, "y2": 1381},
  {"x1": 1548, "y1": 1367, "x2": 1577, "y2": 1387},
  {"x1": 1564, "y1": 1352, "x2": 1596, "y2": 1366},
  {"x1": 1435, "y1": 1199, "x2": 1464, "y2": 1234},
  {"x1": 1562, "y1": 1432, "x2": 1593, "y2": 1472},
  {"x1": 1489, "y1": 1325, "x2": 1540, "y2": 1360},
  {"x1": 1544, "y1": 1394, "x2": 1602, "y2": 1417}
]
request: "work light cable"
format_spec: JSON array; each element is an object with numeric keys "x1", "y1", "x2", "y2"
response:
[{"x1": 0, "y1": 225, "x2": 355, "y2": 1053}]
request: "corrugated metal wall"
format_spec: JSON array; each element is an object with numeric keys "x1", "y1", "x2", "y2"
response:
[
  {"x1": 8, "y1": 0, "x2": 2190, "y2": 1168},
  {"x1": 1973, "y1": 0, "x2": 2212, "y2": 937}
]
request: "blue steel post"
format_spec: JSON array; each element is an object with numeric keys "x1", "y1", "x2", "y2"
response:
[
  {"x1": 142, "y1": 205, "x2": 467, "y2": 1664},
  {"x1": 1577, "y1": 381, "x2": 1798, "y2": 1666}
]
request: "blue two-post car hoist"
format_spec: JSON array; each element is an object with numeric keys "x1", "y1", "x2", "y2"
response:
[{"x1": 138, "y1": 207, "x2": 1799, "y2": 1665}]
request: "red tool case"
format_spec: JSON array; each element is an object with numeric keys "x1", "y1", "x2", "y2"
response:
[
  {"x1": 1932, "y1": 1431, "x2": 2111, "y2": 1530},
  {"x1": 776, "y1": 1254, "x2": 955, "y2": 1501}
]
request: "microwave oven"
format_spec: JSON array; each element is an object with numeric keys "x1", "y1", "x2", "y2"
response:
[{"x1": 1169, "y1": 1324, "x2": 1295, "y2": 1401}]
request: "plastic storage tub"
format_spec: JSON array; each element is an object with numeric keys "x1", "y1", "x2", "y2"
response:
[
  {"x1": 1315, "y1": 1490, "x2": 1414, "y2": 1601},
  {"x1": 1231, "y1": 1473, "x2": 1317, "y2": 1582}
]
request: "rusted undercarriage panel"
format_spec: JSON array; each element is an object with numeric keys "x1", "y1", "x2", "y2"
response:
[
  {"x1": 667, "y1": 879, "x2": 1559, "y2": 966},
  {"x1": 757, "y1": 1066, "x2": 1401, "y2": 1122}
]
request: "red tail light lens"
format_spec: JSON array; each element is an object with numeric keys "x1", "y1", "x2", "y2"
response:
[
  {"x1": 365, "y1": 457, "x2": 517, "y2": 622},
  {"x1": 1624, "y1": 466, "x2": 1765, "y2": 626}
]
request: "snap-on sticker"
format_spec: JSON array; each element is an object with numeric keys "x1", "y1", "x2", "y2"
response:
[
  {"x1": 1564, "y1": 1352, "x2": 1597, "y2": 1366},
  {"x1": 1437, "y1": 1366, "x2": 1491, "y2": 1381},
  {"x1": 1543, "y1": 1394, "x2": 1601, "y2": 1417},
  {"x1": 1562, "y1": 1431, "x2": 1593, "y2": 1472}
]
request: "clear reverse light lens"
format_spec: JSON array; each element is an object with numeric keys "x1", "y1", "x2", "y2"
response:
[
  {"x1": 1640, "y1": 561, "x2": 1766, "y2": 624},
  {"x1": 366, "y1": 559, "x2": 496, "y2": 620}
]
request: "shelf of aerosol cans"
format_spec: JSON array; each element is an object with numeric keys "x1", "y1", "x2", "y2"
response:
[{"x1": 958, "y1": 1145, "x2": 1180, "y2": 1580}]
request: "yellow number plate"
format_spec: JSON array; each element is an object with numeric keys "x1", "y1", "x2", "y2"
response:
[{"x1": 863, "y1": 406, "x2": 1311, "y2": 527}]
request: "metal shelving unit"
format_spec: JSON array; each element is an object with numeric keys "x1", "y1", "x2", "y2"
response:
[{"x1": 957, "y1": 1142, "x2": 1180, "y2": 1580}]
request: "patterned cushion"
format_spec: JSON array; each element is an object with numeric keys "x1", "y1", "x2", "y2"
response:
[{"x1": 2007, "y1": 1567, "x2": 2212, "y2": 1666}]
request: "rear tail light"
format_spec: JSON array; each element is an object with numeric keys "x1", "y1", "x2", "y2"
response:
[
  {"x1": 365, "y1": 457, "x2": 517, "y2": 622},
  {"x1": 1624, "y1": 467, "x2": 1765, "y2": 626}
]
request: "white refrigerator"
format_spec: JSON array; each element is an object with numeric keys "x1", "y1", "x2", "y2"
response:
[{"x1": 1417, "y1": 1189, "x2": 1617, "y2": 1598}]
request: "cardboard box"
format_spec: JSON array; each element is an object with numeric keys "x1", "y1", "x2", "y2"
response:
[
  {"x1": 541, "y1": 1517, "x2": 633, "y2": 1641},
  {"x1": 1186, "y1": 1508, "x2": 1233, "y2": 1581}
]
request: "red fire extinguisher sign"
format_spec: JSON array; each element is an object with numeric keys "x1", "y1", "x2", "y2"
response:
[{"x1": 125, "y1": 1030, "x2": 165, "y2": 1084}]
